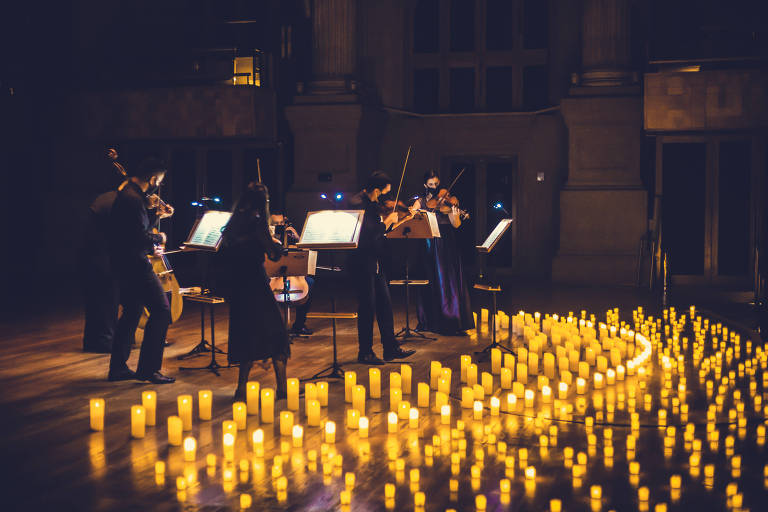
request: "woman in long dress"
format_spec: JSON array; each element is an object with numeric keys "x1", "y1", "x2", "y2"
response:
[
  {"x1": 412, "y1": 170, "x2": 475, "y2": 335},
  {"x1": 220, "y1": 181, "x2": 290, "y2": 401}
]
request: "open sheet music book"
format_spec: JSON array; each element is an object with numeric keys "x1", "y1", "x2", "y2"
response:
[
  {"x1": 296, "y1": 210, "x2": 365, "y2": 249},
  {"x1": 477, "y1": 218, "x2": 513, "y2": 254},
  {"x1": 183, "y1": 210, "x2": 232, "y2": 251}
]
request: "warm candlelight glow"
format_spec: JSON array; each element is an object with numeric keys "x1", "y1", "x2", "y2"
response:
[
  {"x1": 177, "y1": 395, "x2": 193, "y2": 431},
  {"x1": 261, "y1": 388, "x2": 274, "y2": 423},
  {"x1": 89, "y1": 398, "x2": 105, "y2": 431},
  {"x1": 325, "y1": 420, "x2": 336, "y2": 443},
  {"x1": 233, "y1": 401, "x2": 247, "y2": 430},
  {"x1": 130, "y1": 405, "x2": 146, "y2": 439},
  {"x1": 183, "y1": 436, "x2": 196, "y2": 461}
]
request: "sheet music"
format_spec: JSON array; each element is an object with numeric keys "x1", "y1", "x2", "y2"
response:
[
  {"x1": 186, "y1": 211, "x2": 232, "y2": 250},
  {"x1": 298, "y1": 210, "x2": 363, "y2": 247},
  {"x1": 478, "y1": 218, "x2": 513, "y2": 252}
]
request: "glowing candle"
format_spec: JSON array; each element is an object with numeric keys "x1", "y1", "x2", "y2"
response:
[
  {"x1": 525, "y1": 466, "x2": 536, "y2": 480},
  {"x1": 473, "y1": 401, "x2": 483, "y2": 420},
  {"x1": 506, "y1": 393, "x2": 517, "y2": 411},
  {"x1": 481, "y1": 372, "x2": 493, "y2": 395},
  {"x1": 388, "y1": 412, "x2": 399, "y2": 433},
  {"x1": 550, "y1": 499, "x2": 562, "y2": 512},
  {"x1": 410, "y1": 407, "x2": 420, "y2": 428},
  {"x1": 500, "y1": 367, "x2": 513, "y2": 389},
  {"x1": 401, "y1": 364, "x2": 412, "y2": 394},
  {"x1": 252, "y1": 428, "x2": 264, "y2": 457},
  {"x1": 490, "y1": 396, "x2": 500, "y2": 416},
  {"x1": 285, "y1": 378, "x2": 299, "y2": 411},
  {"x1": 233, "y1": 401, "x2": 247, "y2": 430},
  {"x1": 593, "y1": 372, "x2": 604, "y2": 389},
  {"x1": 390, "y1": 388, "x2": 402, "y2": 412},
  {"x1": 441, "y1": 405, "x2": 451, "y2": 425},
  {"x1": 390, "y1": 371, "x2": 402, "y2": 393},
  {"x1": 543, "y1": 353, "x2": 555, "y2": 379},
  {"x1": 245, "y1": 381, "x2": 260, "y2": 415},
  {"x1": 194, "y1": 389, "x2": 211, "y2": 421},
  {"x1": 398, "y1": 400, "x2": 410, "y2": 420},
  {"x1": 461, "y1": 387, "x2": 474, "y2": 408},
  {"x1": 291, "y1": 424, "x2": 303, "y2": 448},
  {"x1": 430, "y1": 361, "x2": 442, "y2": 389},
  {"x1": 345, "y1": 371, "x2": 356, "y2": 402},
  {"x1": 141, "y1": 391, "x2": 156, "y2": 426},
  {"x1": 307, "y1": 399, "x2": 321, "y2": 427},
  {"x1": 260, "y1": 388, "x2": 274, "y2": 423},
  {"x1": 177, "y1": 395, "x2": 193, "y2": 431},
  {"x1": 240, "y1": 494, "x2": 252, "y2": 509},
  {"x1": 131, "y1": 405, "x2": 146, "y2": 438},
  {"x1": 528, "y1": 353, "x2": 539, "y2": 375},
  {"x1": 359, "y1": 416, "x2": 369, "y2": 438},
  {"x1": 223, "y1": 432, "x2": 235, "y2": 460},
  {"x1": 435, "y1": 391, "x2": 448, "y2": 411},
  {"x1": 481, "y1": 308, "x2": 489, "y2": 325},
  {"x1": 168, "y1": 415, "x2": 182, "y2": 446},
  {"x1": 367, "y1": 368, "x2": 381, "y2": 399},
  {"x1": 460, "y1": 355, "x2": 471, "y2": 382},
  {"x1": 415, "y1": 491, "x2": 426, "y2": 507},
  {"x1": 491, "y1": 348, "x2": 502, "y2": 374},
  {"x1": 524, "y1": 389, "x2": 535, "y2": 408},
  {"x1": 542, "y1": 385, "x2": 552, "y2": 403},
  {"x1": 346, "y1": 408, "x2": 360, "y2": 429},
  {"x1": 576, "y1": 377, "x2": 587, "y2": 394},
  {"x1": 324, "y1": 420, "x2": 336, "y2": 443},
  {"x1": 183, "y1": 436, "x2": 196, "y2": 462},
  {"x1": 558, "y1": 382, "x2": 568, "y2": 399},
  {"x1": 417, "y1": 382, "x2": 430, "y2": 407},
  {"x1": 467, "y1": 364, "x2": 478, "y2": 387},
  {"x1": 385, "y1": 483, "x2": 396, "y2": 499},
  {"x1": 517, "y1": 363, "x2": 528, "y2": 384},
  {"x1": 638, "y1": 487, "x2": 649, "y2": 501},
  {"x1": 280, "y1": 411, "x2": 294, "y2": 436},
  {"x1": 89, "y1": 398, "x2": 105, "y2": 431},
  {"x1": 317, "y1": 381, "x2": 329, "y2": 406}
]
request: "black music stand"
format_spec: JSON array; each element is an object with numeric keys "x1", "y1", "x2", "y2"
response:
[
  {"x1": 264, "y1": 250, "x2": 316, "y2": 335},
  {"x1": 178, "y1": 293, "x2": 229, "y2": 376}
]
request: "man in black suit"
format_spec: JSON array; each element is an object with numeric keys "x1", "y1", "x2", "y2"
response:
[{"x1": 348, "y1": 171, "x2": 415, "y2": 364}]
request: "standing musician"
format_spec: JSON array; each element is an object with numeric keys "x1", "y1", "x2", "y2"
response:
[
  {"x1": 348, "y1": 171, "x2": 416, "y2": 364},
  {"x1": 269, "y1": 211, "x2": 315, "y2": 337},
  {"x1": 107, "y1": 157, "x2": 175, "y2": 384},
  {"x1": 411, "y1": 169, "x2": 475, "y2": 335}
]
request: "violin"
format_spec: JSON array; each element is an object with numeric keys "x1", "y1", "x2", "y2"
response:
[
  {"x1": 269, "y1": 215, "x2": 310, "y2": 305},
  {"x1": 380, "y1": 195, "x2": 412, "y2": 221},
  {"x1": 425, "y1": 189, "x2": 470, "y2": 220}
]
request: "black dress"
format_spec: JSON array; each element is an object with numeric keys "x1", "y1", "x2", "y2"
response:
[
  {"x1": 220, "y1": 211, "x2": 290, "y2": 364},
  {"x1": 416, "y1": 207, "x2": 475, "y2": 335}
]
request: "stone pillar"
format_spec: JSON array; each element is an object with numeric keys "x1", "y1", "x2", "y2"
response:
[
  {"x1": 580, "y1": 0, "x2": 632, "y2": 86},
  {"x1": 552, "y1": 0, "x2": 646, "y2": 285}
]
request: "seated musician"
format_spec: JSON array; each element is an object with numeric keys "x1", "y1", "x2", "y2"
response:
[{"x1": 269, "y1": 211, "x2": 315, "y2": 336}]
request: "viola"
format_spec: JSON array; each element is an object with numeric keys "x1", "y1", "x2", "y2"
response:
[
  {"x1": 269, "y1": 216, "x2": 310, "y2": 305},
  {"x1": 425, "y1": 189, "x2": 470, "y2": 220}
]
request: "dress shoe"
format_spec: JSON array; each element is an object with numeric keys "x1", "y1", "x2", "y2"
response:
[
  {"x1": 383, "y1": 346, "x2": 416, "y2": 361},
  {"x1": 138, "y1": 371, "x2": 176, "y2": 384},
  {"x1": 290, "y1": 326, "x2": 313, "y2": 336},
  {"x1": 357, "y1": 352, "x2": 385, "y2": 365},
  {"x1": 107, "y1": 368, "x2": 136, "y2": 382}
]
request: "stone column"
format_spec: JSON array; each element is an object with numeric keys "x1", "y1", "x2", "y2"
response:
[{"x1": 580, "y1": 0, "x2": 632, "y2": 86}]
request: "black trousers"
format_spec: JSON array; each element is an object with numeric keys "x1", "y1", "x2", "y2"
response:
[
  {"x1": 110, "y1": 265, "x2": 170, "y2": 376},
  {"x1": 82, "y1": 270, "x2": 119, "y2": 352},
  {"x1": 353, "y1": 266, "x2": 396, "y2": 354}
]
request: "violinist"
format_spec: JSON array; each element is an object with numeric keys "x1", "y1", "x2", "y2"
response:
[
  {"x1": 269, "y1": 211, "x2": 315, "y2": 337},
  {"x1": 411, "y1": 170, "x2": 475, "y2": 336},
  {"x1": 348, "y1": 171, "x2": 416, "y2": 364}
]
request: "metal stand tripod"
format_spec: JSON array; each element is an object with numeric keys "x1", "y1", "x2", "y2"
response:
[{"x1": 179, "y1": 294, "x2": 229, "y2": 376}]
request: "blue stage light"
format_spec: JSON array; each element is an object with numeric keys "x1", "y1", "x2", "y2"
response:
[
  {"x1": 320, "y1": 193, "x2": 328, "y2": 200},
  {"x1": 334, "y1": 192, "x2": 343, "y2": 201},
  {"x1": 191, "y1": 201, "x2": 200, "y2": 207},
  {"x1": 213, "y1": 197, "x2": 221, "y2": 203},
  {"x1": 493, "y1": 202, "x2": 504, "y2": 210}
]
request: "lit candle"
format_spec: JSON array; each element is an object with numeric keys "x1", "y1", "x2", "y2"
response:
[
  {"x1": 462, "y1": 387, "x2": 474, "y2": 408},
  {"x1": 223, "y1": 432, "x2": 235, "y2": 460},
  {"x1": 89, "y1": 398, "x2": 105, "y2": 431},
  {"x1": 435, "y1": 391, "x2": 448, "y2": 411},
  {"x1": 517, "y1": 363, "x2": 528, "y2": 384},
  {"x1": 388, "y1": 412, "x2": 399, "y2": 433},
  {"x1": 593, "y1": 372, "x2": 604, "y2": 389},
  {"x1": 473, "y1": 401, "x2": 483, "y2": 420},
  {"x1": 558, "y1": 382, "x2": 568, "y2": 399},
  {"x1": 198, "y1": 389, "x2": 212, "y2": 421},
  {"x1": 131, "y1": 405, "x2": 146, "y2": 438},
  {"x1": 401, "y1": 364, "x2": 412, "y2": 394},
  {"x1": 528, "y1": 353, "x2": 539, "y2": 375},
  {"x1": 287, "y1": 378, "x2": 300, "y2": 411},
  {"x1": 482, "y1": 372, "x2": 493, "y2": 395},
  {"x1": 490, "y1": 396, "x2": 500, "y2": 416},
  {"x1": 246, "y1": 381, "x2": 260, "y2": 415},
  {"x1": 304, "y1": 382, "x2": 317, "y2": 412},
  {"x1": 240, "y1": 494, "x2": 252, "y2": 509},
  {"x1": 233, "y1": 401, "x2": 247, "y2": 430},
  {"x1": 506, "y1": 393, "x2": 517, "y2": 412},
  {"x1": 491, "y1": 348, "x2": 502, "y2": 374},
  {"x1": 177, "y1": 395, "x2": 193, "y2": 431},
  {"x1": 183, "y1": 436, "x2": 196, "y2": 462},
  {"x1": 441, "y1": 405, "x2": 451, "y2": 425},
  {"x1": 460, "y1": 355, "x2": 471, "y2": 383},
  {"x1": 440, "y1": 368, "x2": 452, "y2": 392},
  {"x1": 524, "y1": 389, "x2": 535, "y2": 408},
  {"x1": 168, "y1": 415, "x2": 182, "y2": 446},
  {"x1": 410, "y1": 407, "x2": 420, "y2": 428},
  {"x1": 398, "y1": 400, "x2": 410, "y2": 420},
  {"x1": 345, "y1": 371, "x2": 356, "y2": 403},
  {"x1": 438, "y1": 377, "x2": 450, "y2": 395},
  {"x1": 481, "y1": 308, "x2": 489, "y2": 325},
  {"x1": 417, "y1": 382, "x2": 430, "y2": 408},
  {"x1": 223, "y1": 420, "x2": 237, "y2": 441},
  {"x1": 576, "y1": 377, "x2": 587, "y2": 394},
  {"x1": 317, "y1": 381, "x2": 329, "y2": 406},
  {"x1": 347, "y1": 408, "x2": 360, "y2": 429},
  {"x1": 359, "y1": 416, "x2": 369, "y2": 438},
  {"x1": 252, "y1": 428, "x2": 264, "y2": 457},
  {"x1": 261, "y1": 388, "x2": 274, "y2": 423},
  {"x1": 307, "y1": 399, "x2": 321, "y2": 426},
  {"x1": 369, "y1": 368, "x2": 381, "y2": 399},
  {"x1": 543, "y1": 353, "x2": 555, "y2": 379},
  {"x1": 430, "y1": 361, "x2": 442, "y2": 389},
  {"x1": 279, "y1": 411, "x2": 294, "y2": 436},
  {"x1": 467, "y1": 364, "x2": 478, "y2": 387},
  {"x1": 325, "y1": 420, "x2": 336, "y2": 443},
  {"x1": 292, "y1": 424, "x2": 303, "y2": 447},
  {"x1": 141, "y1": 391, "x2": 156, "y2": 426},
  {"x1": 390, "y1": 388, "x2": 402, "y2": 412},
  {"x1": 500, "y1": 368, "x2": 512, "y2": 389},
  {"x1": 353, "y1": 385, "x2": 366, "y2": 416}
]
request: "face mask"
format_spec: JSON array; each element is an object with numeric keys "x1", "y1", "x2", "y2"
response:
[
  {"x1": 425, "y1": 186, "x2": 438, "y2": 196},
  {"x1": 146, "y1": 183, "x2": 159, "y2": 196}
]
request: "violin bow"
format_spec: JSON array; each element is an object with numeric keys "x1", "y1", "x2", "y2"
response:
[
  {"x1": 431, "y1": 167, "x2": 466, "y2": 211},
  {"x1": 392, "y1": 145, "x2": 411, "y2": 213},
  {"x1": 257, "y1": 158, "x2": 262, "y2": 183}
]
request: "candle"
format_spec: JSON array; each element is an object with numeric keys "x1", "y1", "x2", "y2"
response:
[
  {"x1": 410, "y1": 407, "x2": 420, "y2": 428},
  {"x1": 441, "y1": 367, "x2": 452, "y2": 391},
  {"x1": 279, "y1": 411, "x2": 294, "y2": 436},
  {"x1": 435, "y1": 391, "x2": 448, "y2": 411},
  {"x1": 473, "y1": 401, "x2": 483, "y2": 420},
  {"x1": 345, "y1": 371, "x2": 356, "y2": 402},
  {"x1": 473, "y1": 384, "x2": 485, "y2": 401},
  {"x1": 245, "y1": 381, "x2": 260, "y2": 415},
  {"x1": 89, "y1": 398, "x2": 105, "y2": 431},
  {"x1": 558, "y1": 382, "x2": 568, "y2": 399},
  {"x1": 223, "y1": 432, "x2": 235, "y2": 460},
  {"x1": 198, "y1": 389, "x2": 212, "y2": 421},
  {"x1": 325, "y1": 420, "x2": 336, "y2": 443},
  {"x1": 317, "y1": 381, "x2": 329, "y2": 406},
  {"x1": 506, "y1": 393, "x2": 517, "y2": 412},
  {"x1": 142, "y1": 391, "x2": 157, "y2": 426},
  {"x1": 351, "y1": 384, "x2": 366, "y2": 416},
  {"x1": 307, "y1": 399, "x2": 321, "y2": 426},
  {"x1": 252, "y1": 428, "x2": 264, "y2": 457},
  {"x1": 593, "y1": 372, "x2": 604, "y2": 389},
  {"x1": 292, "y1": 425, "x2": 303, "y2": 447},
  {"x1": 178, "y1": 395, "x2": 193, "y2": 431},
  {"x1": 390, "y1": 388, "x2": 402, "y2": 412},
  {"x1": 287, "y1": 378, "x2": 300, "y2": 411},
  {"x1": 183, "y1": 436, "x2": 196, "y2": 461},
  {"x1": 576, "y1": 377, "x2": 587, "y2": 394},
  {"x1": 482, "y1": 372, "x2": 493, "y2": 395},
  {"x1": 517, "y1": 363, "x2": 528, "y2": 384},
  {"x1": 261, "y1": 388, "x2": 274, "y2": 423},
  {"x1": 501, "y1": 368, "x2": 512, "y2": 389},
  {"x1": 438, "y1": 377, "x2": 450, "y2": 395},
  {"x1": 491, "y1": 348, "x2": 502, "y2": 374},
  {"x1": 440, "y1": 404, "x2": 451, "y2": 425},
  {"x1": 467, "y1": 364, "x2": 478, "y2": 387},
  {"x1": 417, "y1": 382, "x2": 430, "y2": 408},
  {"x1": 304, "y1": 382, "x2": 317, "y2": 411},
  {"x1": 460, "y1": 355, "x2": 471, "y2": 382},
  {"x1": 524, "y1": 389, "x2": 534, "y2": 408},
  {"x1": 369, "y1": 368, "x2": 381, "y2": 399},
  {"x1": 461, "y1": 387, "x2": 474, "y2": 408},
  {"x1": 388, "y1": 412, "x2": 398, "y2": 433},
  {"x1": 528, "y1": 353, "x2": 539, "y2": 374},
  {"x1": 347, "y1": 408, "x2": 360, "y2": 429},
  {"x1": 359, "y1": 416, "x2": 369, "y2": 438},
  {"x1": 240, "y1": 494, "x2": 252, "y2": 509},
  {"x1": 430, "y1": 361, "x2": 442, "y2": 389},
  {"x1": 131, "y1": 405, "x2": 146, "y2": 438},
  {"x1": 223, "y1": 420, "x2": 237, "y2": 441},
  {"x1": 490, "y1": 396, "x2": 500, "y2": 416},
  {"x1": 168, "y1": 416, "x2": 182, "y2": 446},
  {"x1": 398, "y1": 400, "x2": 410, "y2": 420},
  {"x1": 401, "y1": 364, "x2": 412, "y2": 394},
  {"x1": 543, "y1": 353, "x2": 555, "y2": 379},
  {"x1": 233, "y1": 401, "x2": 247, "y2": 430}
]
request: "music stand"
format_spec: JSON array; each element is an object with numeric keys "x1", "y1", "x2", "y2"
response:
[
  {"x1": 386, "y1": 211, "x2": 440, "y2": 341},
  {"x1": 264, "y1": 250, "x2": 317, "y2": 332},
  {"x1": 296, "y1": 210, "x2": 365, "y2": 380},
  {"x1": 474, "y1": 218, "x2": 514, "y2": 359}
]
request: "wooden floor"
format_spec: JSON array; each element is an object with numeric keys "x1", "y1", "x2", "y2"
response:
[{"x1": 1, "y1": 291, "x2": 767, "y2": 511}]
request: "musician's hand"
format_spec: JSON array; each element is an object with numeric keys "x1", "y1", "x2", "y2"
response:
[
  {"x1": 286, "y1": 226, "x2": 299, "y2": 239},
  {"x1": 159, "y1": 204, "x2": 174, "y2": 219},
  {"x1": 153, "y1": 245, "x2": 164, "y2": 257},
  {"x1": 272, "y1": 236, "x2": 282, "y2": 245},
  {"x1": 384, "y1": 211, "x2": 399, "y2": 227}
]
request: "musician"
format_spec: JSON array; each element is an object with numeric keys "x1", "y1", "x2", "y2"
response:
[
  {"x1": 348, "y1": 171, "x2": 416, "y2": 364},
  {"x1": 411, "y1": 170, "x2": 475, "y2": 335},
  {"x1": 269, "y1": 211, "x2": 315, "y2": 336},
  {"x1": 221, "y1": 182, "x2": 290, "y2": 401},
  {"x1": 107, "y1": 157, "x2": 175, "y2": 384}
]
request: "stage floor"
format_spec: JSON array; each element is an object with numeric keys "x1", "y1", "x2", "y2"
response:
[{"x1": 1, "y1": 290, "x2": 766, "y2": 511}]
